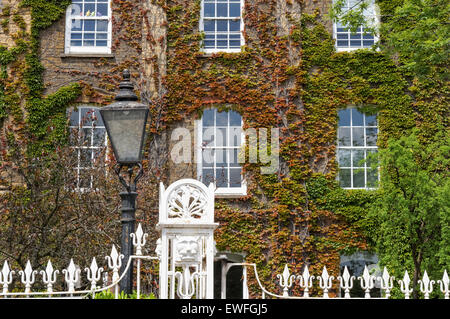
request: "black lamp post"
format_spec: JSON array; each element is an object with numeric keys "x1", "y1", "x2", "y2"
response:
[{"x1": 100, "y1": 69, "x2": 149, "y2": 295}]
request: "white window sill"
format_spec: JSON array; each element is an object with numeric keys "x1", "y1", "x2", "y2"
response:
[
  {"x1": 335, "y1": 47, "x2": 373, "y2": 52},
  {"x1": 65, "y1": 47, "x2": 112, "y2": 55},
  {"x1": 201, "y1": 48, "x2": 242, "y2": 54},
  {"x1": 61, "y1": 53, "x2": 114, "y2": 58},
  {"x1": 215, "y1": 187, "x2": 247, "y2": 198},
  {"x1": 341, "y1": 187, "x2": 378, "y2": 190}
]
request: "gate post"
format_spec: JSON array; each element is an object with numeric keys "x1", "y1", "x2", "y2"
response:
[{"x1": 156, "y1": 179, "x2": 217, "y2": 299}]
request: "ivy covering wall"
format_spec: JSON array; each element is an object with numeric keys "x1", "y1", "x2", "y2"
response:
[{"x1": 0, "y1": 0, "x2": 447, "y2": 297}]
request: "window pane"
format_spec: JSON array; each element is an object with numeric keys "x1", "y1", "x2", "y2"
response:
[
  {"x1": 339, "y1": 169, "x2": 351, "y2": 188},
  {"x1": 202, "y1": 168, "x2": 214, "y2": 185},
  {"x1": 217, "y1": 40, "x2": 227, "y2": 48},
  {"x1": 229, "y1": 40, "x2": 240, "y2": 48},
  {"x1": 71, "y1": 20, "x2": 82, "y2": 31},
  {"x1": 97, "y1": 3, "x2": 108, "y2": 16},
  {"x1": 79, "y1": 174, "x2": 92, "y2": 189},
  {"x1": 338, "y1": 149, "x2": 351, "y2": 167},
  {"x1": 216, "y1": 168, "x2": 228, "y2": 187},
  {"x1": 215, "y1": 128, "x2": 227, "y2": 146},
  {"x1": 69, "y1": 109, "x2": 80, "y2": 126},
  {"x1": 229, "y1": 110, "x2": 241, "y2": 126},
  {"x1": 217, "y1": 20, "x2": 228, "y2": 32},
  {"x1": 217, "y1": 3, "x2": 227, "y2": 17},
  {"x1": 81, "y1": 128, "x2": 92, "y2": 146},
  {"x1": 69, "y1": 128, "x2": 79, "y2": 144},
  {"x1": 230, "y1": 168, "x2": 242, "y2": 187},
  {"x1": 366, "y1": 149, "x2": 378, "y2": 168},
  {"x1": 366, "y1": 127, "x2": 377, "y2": 146},
  {"x1": 84, "y1": 20, "x2": 95, "y2": 31},
  {"x1": 338, "y1": 127, "x2": 351, "y2": 146},
  {"x1": 229, "y1": 149, "x2": 240, "y2": 167},
  {"x1": 216, "y1": 148, "x2": 226, "y2": 165},
  {"x1": 229, "y1": 20, "x2": 240, "y2": 31},
  {"x1": 93, "y1": 108, "x2": 104, "y2": 126},
  {"x1": 202, "y1": 149, "x2": 214, "y2": 167},
  {"x1": 365, "y1": 114, "x2": 377, "y2": 126},
  {"x1": 338, "y1": 109, "x2": 351, "y2": 126},
  {"x1": 80, "y1": 149, "x2": 93, "y2": 167},
  {"x1": 202, "y1": 109, "x2": 215, "y2": 126},
  {"x1": 367, "y1": 168, "x2": 378, "y2": 188},
  {"x1": 71, "y1": 33, "x2": 82, "y2": 40},
  {"x1": 352, "y1": 149, "x2": 365, "y2": 168},
  {"x1": 71, "y1": 4, "x2": 82, "y2": 16},
  {"x1": 229, "y1": 3, "x2": 240, "y2": 17},
  {"x1": 84, "y1": 33, "x2": 95, "y2": 40},
  {"x1": 216, "y1": 111, "x2": 228, "y2": 126},
  {"x1": 352, "y1": 127, "x2": 364, "y2": 146},
  {"x1": 204, "y1": 40, "x2": 215, "y2": 48},
  {"x1": 204, "y1": 3, "x2": 215, "y2": 17},
  {"x1": 353, "y1": 169, "x2": 365, "y2": 188},
  {"x1": 93, "y1": 128, "x2": 106, "y2": 146},
  {"x1": 97, "y1": 20, "x2": 108, "y2": 32},
  {"x1": 352, "y1": 109, "x2": 364, "y2": 126},
  {"x1": 229, "y1": 127, "x2": 241, "y2": 146},
  {"x1": 84, "y1": 3, "x2": 95, "y2": 15},
  {"x1": 96, "y1": 33, "x2": 108, "y2": 40},
  {"x1": 204, "y1": 20, "x2": 215, "y2": 32},
  {"x1": 83, "y1": 40, "x2": 95, "y2": 46},
  {"x1": 202, "y1": 127, "x2": 215, "y2": 147}
]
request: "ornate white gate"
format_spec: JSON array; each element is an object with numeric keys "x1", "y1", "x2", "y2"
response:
[{"x1": 156, "y1": 179, "x2": 217, "y2": 299}]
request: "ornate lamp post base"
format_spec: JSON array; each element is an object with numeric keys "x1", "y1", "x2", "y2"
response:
[{"x1": 115, "y1": 163, "x2": 144, "y2": 295}]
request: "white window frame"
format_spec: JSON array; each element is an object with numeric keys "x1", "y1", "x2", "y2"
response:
[
  {"x1": 199, "y1": 0, "x2": 245, "y2": 54},
  {"x1": 196, "y1": 108, "x2": 247, "y2": 198},
  {"x1": 337, "y1": 107, "x2": 379, "y2": 189},
  {"x1": 333, "y1": 0, "x2": 379, "y2": 52},
  {"x1": 65, "y1": 0, "x2": 112, "y2": 55},
  {"x1": 68, "y1": 106, "x2": 108, "y2": 191}
]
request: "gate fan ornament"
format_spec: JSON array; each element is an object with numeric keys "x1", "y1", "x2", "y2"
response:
[{"x1": 167, "y1": 184, "x2": 208, "y2": 220}]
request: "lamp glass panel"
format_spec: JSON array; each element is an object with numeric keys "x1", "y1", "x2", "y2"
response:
[{"x1": 101, "y1": 108, "x2": 147, "y2": 163}]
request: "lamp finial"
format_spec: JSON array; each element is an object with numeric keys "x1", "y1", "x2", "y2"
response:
[{"x1": 115, "y1": 69, "x2": 138, "y2": 102}]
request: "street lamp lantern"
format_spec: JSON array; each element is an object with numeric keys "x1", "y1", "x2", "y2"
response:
[
  {"x1": 99, "y1": 69, "x2": 149, "y2": 295},
  {"x1": 100, "y1": 69, "x2": 148, "y2": 165}
]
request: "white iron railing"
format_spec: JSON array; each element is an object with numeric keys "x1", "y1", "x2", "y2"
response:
[
  {"x1": 233, "y1": 263, "x2": 449, "y2": 299},
  {"x1": 1, "y1": 223, "x2": 449, "y2": 299},
  {"x1": 0, "y1": 224, "x2": 159, "y2": 299}
]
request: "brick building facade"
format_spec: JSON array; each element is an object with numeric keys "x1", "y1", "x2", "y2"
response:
[{"x1": 1, "y1": 0, "x2": 419, "y2": 297}]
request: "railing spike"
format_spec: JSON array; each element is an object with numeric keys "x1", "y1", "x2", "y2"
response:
[
  {"x1": 377, "y1": 267, "x2": 394, "y2": 298},
  {"x1": 276, "y1": 264, "x2": 294, "y2": 297},
  {"x1": 419, "y1": 270, "x2": 435, "y2": 299},
  {"x1": 318, "y1": 266, "x2": 334, "y2": 298},
  {"x1": 0, "y1": 260, "x2": 14, "y2": 295},
  {"x1": 438, "y1": 270, "x2": 449, "y2": 299},
  {"x1": 358, "y1": 265, "x2": 375, "y2": 298},
  {"x1": 19, "y1": 260, "x2": 37, "y2": 295},
  {"x1": 338, "y1": 266, "x2": 355, "y2": 298},
  {"x1": 40, "y1": 260, "x2": 59, "y2": 296},
  {"x1": 62, "y1": 259, "x2": 81, "y2": 294},
  {"x1": 398, "y1": 270, "x2": 413, "y2": 299},
  {"x1": 297, "y1": 265, "x2": 314, "y2": 298},
  {"x1": 85, "y1": 257, "x2": 104, "y2": 292}
]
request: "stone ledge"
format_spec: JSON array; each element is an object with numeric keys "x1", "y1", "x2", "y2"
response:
[{"x1": 60, "y1": 53, "x2": 115, "y2": 59}]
